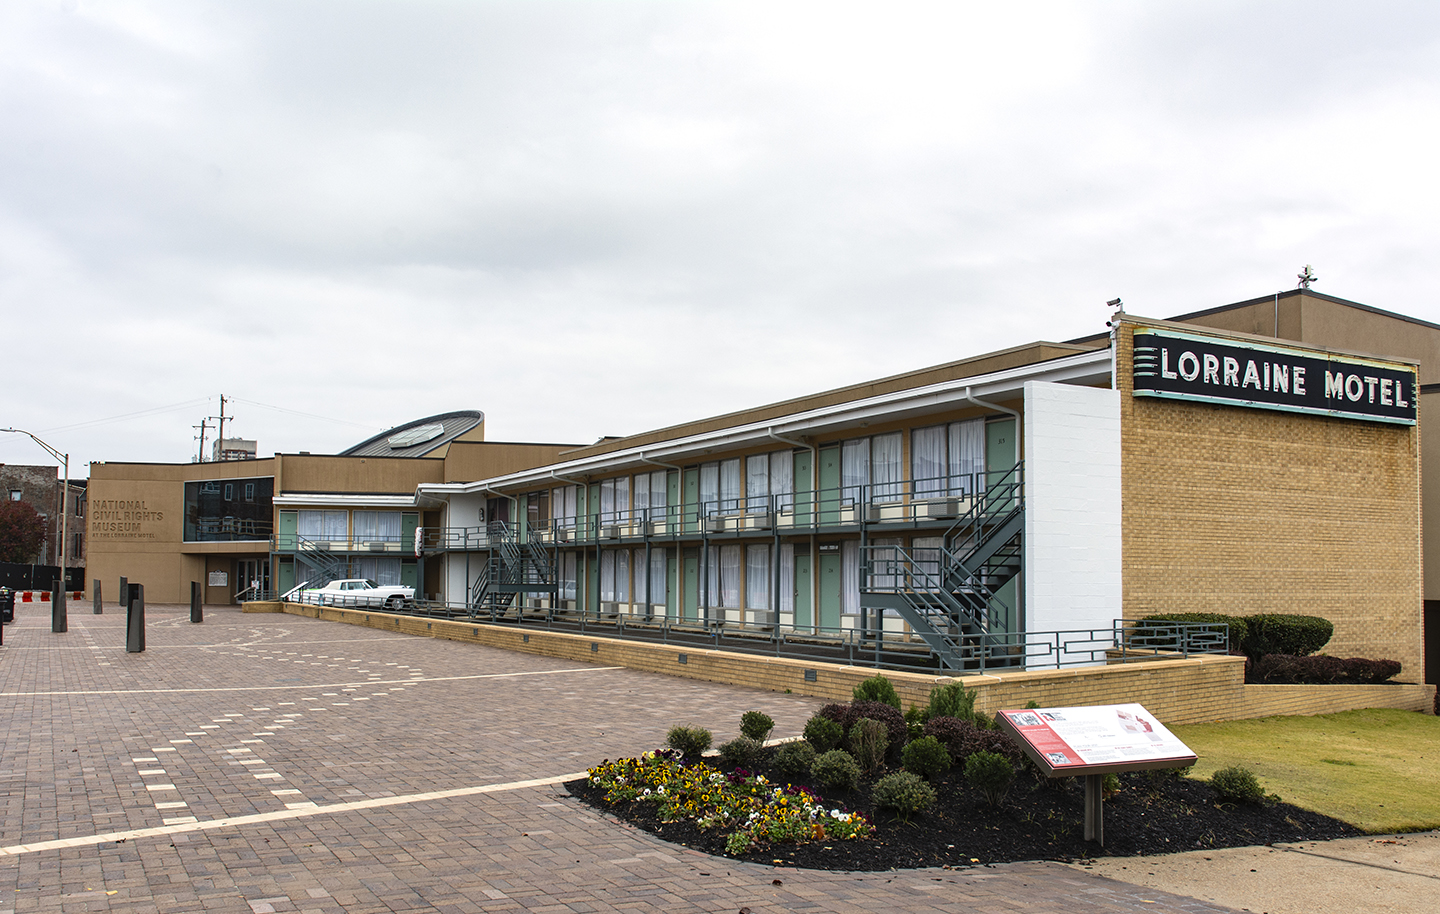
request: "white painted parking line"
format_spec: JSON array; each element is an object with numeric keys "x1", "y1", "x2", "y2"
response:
[{"x1": 0, "y1": 772, "x2": 587, "y2": 858}]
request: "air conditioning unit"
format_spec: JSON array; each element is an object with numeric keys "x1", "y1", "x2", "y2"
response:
[
  {"x1": 915, "y1": 499, "x2": 960, "y2": 519},
  {"x1": 601, "y1": 601, "x2": 620, "y2": 616},
  {"x1": 863, "y1": 505, "x2": 884, "y2": 523},
  {"x1": 314, "y1": 542, "x2": 331, "y2": 551},
  {"x1": 705, "y1": 517, "x2": 726, "y2": 534},
  {"x1": 600, "y1": 524, "x2": 621, "y2": 540},
  {"x1": 748, "y1": 512, "x2": 773, "y2": 531},
  {"x1": 368, "y1": 542, "x2": 387, "y2": 552}
]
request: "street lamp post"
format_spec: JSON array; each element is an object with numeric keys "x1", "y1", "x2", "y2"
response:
[{"x1": 1, "y1": 428, "x2": 69, "y2": 632}]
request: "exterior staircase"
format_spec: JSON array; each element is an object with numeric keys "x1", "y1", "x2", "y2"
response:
[
  {"x1": 469, "y1": 521, "x2": 558, "y2": 619},
  {"x1": 860, "y1": 462, "x2": 1024, "y2": 670}
]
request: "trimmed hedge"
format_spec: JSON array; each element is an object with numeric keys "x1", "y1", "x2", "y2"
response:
[
  {"x1": 1241, "y1": 614, "x2": 1333, "y2": 658},
  {"x1": 1137, "y1": 612, "x2": 1247, "y2": 653},
  {"x1": 1248, "y1": 654, "x2": 1401, "y2": 684},
  {"x1": 1139, "y1": 612, "x2": 1334, "y2": 658}
]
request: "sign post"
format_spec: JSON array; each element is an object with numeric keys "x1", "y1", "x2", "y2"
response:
[
  {"x1": 995, "y1": 704, "x2": 1197, "y2": 847},
  {"x1": 126, "y1": 583, "x2": 145, "y2": 653}
]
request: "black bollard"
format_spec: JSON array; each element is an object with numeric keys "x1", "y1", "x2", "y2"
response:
[
  {"x1": 126, "y1": 583, "x2": 145, "y2": 653},
  {"x1": 94, "y1": 578, "x2": 103, "y2": 614},
  {"x1": 52, "y1": 577, "x2": 67, "y2": 633},
  {"x1": 190, "y1": 581, "x2": 202, "y2": 623},
  {"x1": 119, "y1": 577, "x2": 127, "y2": 614}
]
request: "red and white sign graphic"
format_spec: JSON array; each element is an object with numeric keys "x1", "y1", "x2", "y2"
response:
[{"x1": 997, "y1": 703, "x2": 1196, "y2": 774}]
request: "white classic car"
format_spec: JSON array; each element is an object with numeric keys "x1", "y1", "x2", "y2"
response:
[{"x1": 294, "y1": 579, "x2": 415, "y2": 609}]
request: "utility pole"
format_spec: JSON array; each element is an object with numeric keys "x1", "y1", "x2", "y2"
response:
[
  {"x1": 193, "y1": 417, "x2": 209, "y2": 463},
  {"x1": 1, "y1": 428, "x2": 69, "y2": 632},
  {"x1": 209, "y1": 395, "x2": 229, "y2": 461}
]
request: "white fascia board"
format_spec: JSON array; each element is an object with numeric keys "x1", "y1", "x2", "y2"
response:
[
  {"x1": 419, "y1": 347, "x2": 1112, "y2": 497},
  {"x1": 274, "y1": 494, "x2": 418, "y2": 508}
]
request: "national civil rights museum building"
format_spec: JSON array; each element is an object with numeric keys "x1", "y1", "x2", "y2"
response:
[{"x1": 86, "y1": 291, "x2": 1437, "y2": 686}]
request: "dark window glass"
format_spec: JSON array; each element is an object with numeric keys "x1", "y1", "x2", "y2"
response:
[{"x1": 185, "y1": 477, "x2": 273, "y2": 542}]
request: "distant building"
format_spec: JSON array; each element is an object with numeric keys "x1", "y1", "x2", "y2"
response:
[
  {"x1": 212, "y1": 438, "x2": 258, "y2": 461},
  {"x1": 0, "y1": 464, "x2": 86, "y2": 567}
]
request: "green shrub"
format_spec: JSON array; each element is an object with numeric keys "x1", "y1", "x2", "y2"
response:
[
  {"x1": 924, "y1": 716, "x2": 1024, "y2": 766},
  {"x1": 811, "y1": 749, "x2": 862, "y2": 791},
  {"x1": 803, "y1": 714, "x2": 844, "y2": 752},
  {"x1": 739, "y1": 710, "x2": 775, "y2": 741},
  {"x1": 849, "y1": 718, "x2": 889, "y2": 775},
  {"x1": 665, "y1": 725, "x2": 712, "y2": 757},
  {"x1": 928, "y1": 682, "x2": 979, "y2": 720},
  {"x1": 872, "y1": 771, "x2": 936, "y2": 822},
  {"x1": 1211, "y1": 766, "x2": 1267, "y2": 803},
  {"x1": 1241, "y1": 614, "x2": 1334, "y2": 658},
  {"x1": 965, "y1": 750, "x2": 1017, "y2": 808},
  {"x1": 849, "y1": 701, "x2": 908, "y2": 752},
  {"x1": 1138, "y1": 613, "x2": 1247, "y2": 653},
  {"x1": 773, "y1": 740, "x2": 817, "y2": 778},
  {"x1": 1102, "y1": 772, "x2": 1121, "y2": 798},
  {"x1": 901, "y1": 735, "x2": 950, "y2": 780},
  {"x1": 717, "y1": 736, "x2": 766, "y2": 768},
  {"x1": 904, "y1": 705, "x2": 929, "y2": 741},
  {"x1": 852, "y1": 673, "x2": 901, "y2": 710}
]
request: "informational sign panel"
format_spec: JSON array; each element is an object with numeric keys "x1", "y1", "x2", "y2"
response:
[
  {"x1": 1132, "y1": 328, "x2": 1417, "y2": 425},
  {"x1": 208, "y1": 570, "x2": 228, "y2": 587},
  {"x1": 996, "y1": 703, "x2": 1197, "y2": 777}
]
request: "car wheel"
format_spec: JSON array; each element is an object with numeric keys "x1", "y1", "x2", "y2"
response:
[{"x1": 386, "y1": 596, "x2": 401, "y2": 610}]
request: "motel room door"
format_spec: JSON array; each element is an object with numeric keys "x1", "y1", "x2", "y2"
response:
[
  {"x1": 817, "y1": 550, "x2": 841, "y2": 632},
  {"x1": 792, "y1": 552, "x2": 813, "y2": 630}
]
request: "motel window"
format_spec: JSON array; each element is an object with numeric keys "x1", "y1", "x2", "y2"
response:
[
  {"x1": 298, "y1": 510, "x2": 348, "y2": 542},
  {"x1": 778, "y1": 543, "x2": 794, "y2": 615},
  {"x1": 912, "y1": 418, "x2": 985, "y2": 498},
  {"x1": 553, "y1": 485, "x2": 578, "y2": 528},
  {"x1": 707, "y1": 544, "x2": 741, "y2": 608},
  {"x1": 353, "y1": 511, "x2": 401, "y2": 543},
  {"x1": 632, "y1": 470, "x2": 666, "y2": 523},
  {"x1": 599, "y1": 477, "x2": 630, "y2": 523},
  {"x1": 745, "y1": 544, "x2": 770, "y2": 611},
  {"x1": 841, "y1": 540, "x2": 860, "y2": 615},
  {"x1": 559, "y1": 552, "x2": 578, "y2": 601},
  {"x1": 746, "y1": 454, "x2": 769, "y2": 514},
  {"x1": 841, "y1": 432, "x2": 902, "y2": 503},
  {"x1": 699, "y1": 459, "x2": 741, "y2": 516},
  {"x1": 646, "y1": 547, "x2": 665, "y2": 605}
]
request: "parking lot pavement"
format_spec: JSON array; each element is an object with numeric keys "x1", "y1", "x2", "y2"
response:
[{"x1": 0, "y1": 604, "x2": 1244, "y2": 914}]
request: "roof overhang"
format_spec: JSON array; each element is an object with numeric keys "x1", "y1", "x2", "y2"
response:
[
  {"x1": 418, "y1": 347, "x2": 1112, "y2": 498},
  {"x1": 274, "y1": 494, "x2": 418, "y2": 509}
]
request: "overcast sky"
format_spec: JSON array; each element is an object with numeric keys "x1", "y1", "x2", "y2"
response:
[{"x1": 4, "y1": 1, "x2": 1439, "y2": 478}]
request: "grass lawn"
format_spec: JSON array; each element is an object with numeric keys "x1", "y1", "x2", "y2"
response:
[{"x1": 1172, "y1": 708, "x2": 1440, "y2": 834}]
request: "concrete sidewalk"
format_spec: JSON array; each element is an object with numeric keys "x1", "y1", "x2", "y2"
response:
[
  {"x1": 0, "y1": 602, "x2": 1427, "y2": 913},
  {"x1": 1072, "y1": 831, "x2": 1440, "y2": 914}
]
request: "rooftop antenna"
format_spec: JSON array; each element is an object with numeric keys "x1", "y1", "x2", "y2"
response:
[{"x1": 1297, "y1": 265, "x2": 1318, "y2": 290}]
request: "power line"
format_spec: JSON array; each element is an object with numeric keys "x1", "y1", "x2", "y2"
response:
[
  {"x1": 37, "y1": 398, "x2": 212, "y2": 434},
  {"x1": 229, "y1": 397, "x2": 385, "y2": 432}
]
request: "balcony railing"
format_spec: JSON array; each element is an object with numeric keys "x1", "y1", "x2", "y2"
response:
[
  {"x1": 419, "y1": 469, "x2": 1016, "y2": 551},
  {"x1": 273, "y1": 533, "x2": 410, "y2": 554}
]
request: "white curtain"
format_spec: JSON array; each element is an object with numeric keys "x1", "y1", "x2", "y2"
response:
[
  {"x1": 950, "y1": 419, "x2": 985, "y2": 495},
  {"x1": 720, "y1": 544, "x2": 741, "y2": 608},
  {"x1": 745, "y1": 544, "x2": 770, "y2": 610},
  {"x1": 354, "y1": 511, "x2": 400, "y2": 542},
  {"x1": 719, "y1": 458, "x2": 741, "y2": 514},
  {"x1": 616, "y1": 549, "x2": 630, "y2": 602},
  {"x1": 700, "y1": 463, "x2": 719, "y2": 517},
  {"x1": 650, "y1": 471, "x2": 667, "y2": 507},
  {"x1": 555, "y1": 486, "x2": 577, "y2": 524},
  {"x1": 872, "y1": 537, "x2": 902, "y2": 614},
  {"x1": 615, "y1": 476, "x2": 630, "y2": 521},
  {"x1": 600, "y1": 550, "x2": 615, "y2": 602},
  {"x1": 746, "y1": 453, "x2": 769, "y2": 514},
  {"x1": 771, "y1": 450, "x2": 793, "y2": 510},
  {"x1": 706, "y1": 545, "x2": 719, "y2": 608},
  {"x1": 912, "y1": 536, "x2": 943, "y2": 586},
  {"x1": 298, "y1": 510, "x2": 347, "y2": 542},
  {"x1": 842, "y1": 540, "x2": 860, "y2": 616},
  {"x1": 560, "y1": 552, "x2": 577, "y2": 600},
  {"x1": 649, "y1": 548, "x2": 666, "y2": 607},
  {"x1": 872, "y1": 432, "x2": 902, "y2": 502},
  {"x1": 912, "y1": 426, "x2": 946, "y2": 498},
  {"x1": 842, "y1": 438, "x2": 869, "y2": 504},
  {"x1": 779, "y1": 543, "x2": 794, "y2": 615},
  {"x1": 600, "y1": 479, "x2": 616, "y2": 519},
  {"x1": 633, "y1": 475, "x2": 649, "y2": 516},
  {"x1": 355, "y1": 557, "x2": 401, "y2": 586}
]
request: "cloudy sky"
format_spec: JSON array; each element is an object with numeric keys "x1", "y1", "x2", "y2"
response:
[{"x1": 3, "y1": 1, "x2": 1439, "y2": 477}]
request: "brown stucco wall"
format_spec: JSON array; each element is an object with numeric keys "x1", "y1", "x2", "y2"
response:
[{"x1": 1116, "y1": 316, "x2": 1425, "y2": 681}]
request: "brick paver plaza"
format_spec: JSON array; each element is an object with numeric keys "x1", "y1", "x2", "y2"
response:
[{"x1": 0, "y1": 604, "x2": 1242, "y2": 914}]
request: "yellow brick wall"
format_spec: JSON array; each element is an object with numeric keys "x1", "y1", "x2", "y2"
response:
[
  {"x1": 1116, "y1": 318, "x2": 1425, "y2": 681},
  {"x1": 264, "y1": 603, "x2": 1434, "y2": 725}
]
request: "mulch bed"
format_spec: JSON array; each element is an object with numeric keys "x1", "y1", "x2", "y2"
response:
[{"x1": 565, "y1": 752, "x2": 1361, "y2": 871}]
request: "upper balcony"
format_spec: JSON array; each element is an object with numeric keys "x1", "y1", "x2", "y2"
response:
[{"x1": 418, "y1": 466, "x2": 1021, "y2": 552}]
